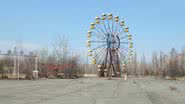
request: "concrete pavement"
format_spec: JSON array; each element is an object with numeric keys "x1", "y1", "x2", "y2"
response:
[{"x1": 0, "y1": 77, "x2": 185, "y2": 104}]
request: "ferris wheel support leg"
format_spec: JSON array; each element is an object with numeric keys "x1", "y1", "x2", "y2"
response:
[
  {"x1": 123, "y1": 74, "x2": 127, "y2": 80},
  {"x1": 108, "y1": 68, "x2": 112, "y2": 80},
  {"x1": 107, "y1": 64, "x2": 112, "y2": 79},
  {"x1": 123, "y1": 68, "x2": 128, "y2": 80}
]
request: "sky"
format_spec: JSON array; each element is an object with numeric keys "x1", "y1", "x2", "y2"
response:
[{"x1": 0, "y1": 0, "x2": 185, "y2": 60}]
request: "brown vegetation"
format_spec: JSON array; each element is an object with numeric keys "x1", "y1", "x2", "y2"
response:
[
  {"x1": 127, "y1": 47, "x2": 185, "y2": 78},
  {"x1": 0, "y1": 35, "x2": 185, "y2": 79}
]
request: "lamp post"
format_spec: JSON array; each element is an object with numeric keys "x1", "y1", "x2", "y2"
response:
[
  {"x1": 11, "y1": 47, "x2": 21, "y2": 79},
  {"x1": 0, "y1": 47, "x2": 36, "y2": 79},
  {"x1": 13, "y1": 47, "x2": 17, "y2": 78},
  {"x1": 35, "y1": 56, "x2": 38, "y2": 72}
]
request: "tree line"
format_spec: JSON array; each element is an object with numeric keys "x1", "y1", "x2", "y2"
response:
[
  {"x1": 0, "y1": 35, "x2": 185, "y2": 78},
  {"x1": 127, "y1": 47, "x2": 185, "y2": 77}
]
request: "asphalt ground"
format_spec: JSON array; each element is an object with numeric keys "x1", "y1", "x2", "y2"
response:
[{"x1": 0, "y1": 77, "x2": 185, "y2": 104}]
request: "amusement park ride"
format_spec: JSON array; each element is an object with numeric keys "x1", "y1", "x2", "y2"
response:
[{"x1": 86, "y1": 13, "x2": 133, "y2": 78}]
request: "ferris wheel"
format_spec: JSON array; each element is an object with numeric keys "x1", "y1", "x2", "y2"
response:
[{"x1": 86, "y1": 13, "x2": 133, "y2": 77}]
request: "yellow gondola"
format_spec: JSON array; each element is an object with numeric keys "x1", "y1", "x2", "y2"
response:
[
  {"x1": 92, "y1": 58, "x2": 96, "y2": 61},
  {"x1": 87, "y1": 40, "x2": 91, "y2": 43},
  {"x1": 115, "y1": 16, "x2": 119, "y2": 22},
  {"x1": 129, "y1": 50, "x2": 133, "y2": 55},
  {"x1": 102, "y1": 14, "x2": 106, "y2": 17},
  {"x1": 128, "y1": 34, "x2": 132, "y2": 40},
  {"x1": 101, "y1": 13, "x2": 106, "y2": 20},
  {"x1": 125, "y1": 27, "x2": 129, "y2": 32},
  {"x1": 123, "y1": 67, "x2": 126, "y2": 70},
  {"x1": 129, "y1": 44, "x2": 133, "y2": 48},
  {"x1": 128, "y1": 34, "x2": 132, "y2": 37},
  {"x1": 88, "y1": 49, "x2": 92, "y2": 52},
  {"x1": 90, "y1": 23, "x2": 95, "y2": 29},
  {"x1": 128, "y1": 37, "x2": 132, "y2": 40},
  {"x1": 123, "y1": 64, "x2": 126, "y2": 67},
  {"x1": 108, "y1": 13, "x2": 113, "y2": 19},
  {"x1": 87, "y1": 34, "x2": 91, "y2": 38},
  {"x1": 88, "y1": 31, "x2": 92, "y2": 34},
  {"x1": 95, "y1": 17, "x2": 100, "y2": 24},
  {"x1": 88, "y1": 54, "x2": 93, "y2": 56},
  {"x1": 120, "y1": 20, "x2": 125, "y2": 26},
  {"x1": 95, "y1": 16, "x2": 100, "y2": 20},
  {"x1": 123, "y1": 66, "x2": 126, "y2": 70},
  {"x1": 96, "y1": 20, "x2": 100, "y2": 24},
  {"x1": 92, "y1": 61, "x2": 96, "y2": 64},
  {"x1": 128, "y1": 61, "x2": 131, "y2": 64},
  {"x1": 87, "y1": 31, "x2": 92, "y2": 38},
  {"x1": 86, "y1": 43, "x2": 91, "y2": 47},
  {"x1": 102, "y1": 17, "x2": 106, "y2": 20},
  {"x1": 129, "y1": 53, "x2": 133, "y2": 56}
]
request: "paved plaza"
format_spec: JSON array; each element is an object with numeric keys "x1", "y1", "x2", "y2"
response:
[{"x1": 0, "y1": 77, "x2": 185, "y2": 104}]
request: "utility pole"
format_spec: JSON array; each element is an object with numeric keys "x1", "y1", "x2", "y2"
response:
[
  {"x1": 17, "y1": 52, "x2": 20, "y2": 80},
  {"x1": 13, "y1": 54, "x2": 16, "y2": 78},
  {"x1": 13, "y1": 47, "x2": 17, "y2": 79},
  {"x1": 0, "y1": 47, "x2": 34, "y2": 80},
  {"x1": 35, "y1": 56, "x2": 38, "y2": 71}
]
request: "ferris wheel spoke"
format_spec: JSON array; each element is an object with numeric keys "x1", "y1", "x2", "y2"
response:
[
  {"x1": 94, "y1": 48, "x2": 105, "y2": 58},
  {"x1": 117, "y1": 50, "x2": 127, "y2": 60},
  {"x1": 119, "y1": 31, "x2": 127, "y2": 37},
  {"x1": 93, "y1": 28, "x2": 107, "y2": 38},
  {"x1": 120, "y1": 34, "x2": 128, "y2": 39},
  {"x1": 92, "y1": 35, "x2": 105, "y2": 41},
  {"x1": 119, "y1": 46, "x2": 130, "y2": 52},
  {"x1": 119, "y1": 35, "x2": 129, "y2": 40},
  {"x1": 98, "y1": 50, "x2": 107, "y2": 65},
  {"x1": 119, "y1": 48, "x2": 130, "y2": 53},
  {"x1": 119, "y1": 50, "x2": 129, "y2": 56},
  {"x1": 97, "y1": 23, "x2": 108, "y2": 37},
  {"x1": 92, "y1": 32, "x2": 106, "y2": 40},
  {"x1": 116, "y1": 26, "x2": 128, "y2": 37},
  {"x1": 118, "y1": 52, "x2": 125, "y2": 60},
  {"x1": 117, "y1": 30, "x2": 124, "y2": 37},
  {"x1": 117, "y1": 25, "x2": 125, "y2": 33},
  {"x1": 96, "y1": 24, "x2": 107, "y2": 36},
  {"x1": 113, "y1": 23, "x2": 120, "y2": 35},
  {"x1": 96, "y1": 46, "x2": 106, "y2": 55},
  {"x1": 107, "y1": 19, "x2": 112, "y2": 34},
  {"x1": 120, "y1": 42, "x2": 129, "y2": 44},
  {"x1": 112, "y1": 22, "x2": 118, "y2": 34},
  {"x1": 119, "y1": 45, "x2": 130, "y2": 51},
  {"x1": 94, "y1": 47, "x2": 106, "y2": 64},
  {"x1": 119, "y1": 54, "x2": 127, "y2": 64},
  {"x1": 91, "y1": 44, "x2": 107, "y2": 51},
  {"x1": 100, "y1": 20, "x2": 109, "y2": 34},
  {"x1": 111, "y1": 19, "x2": 116, "y2": 34},
  {"x1": 102, "y1": 48, "x2": 108, "y2": 66},
  {"x1": 98, "y1": 52, "x2": 106, "y2": 64},
  {"x1": 91, "y1": 40, "x2": 107, "y2": 43}
]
